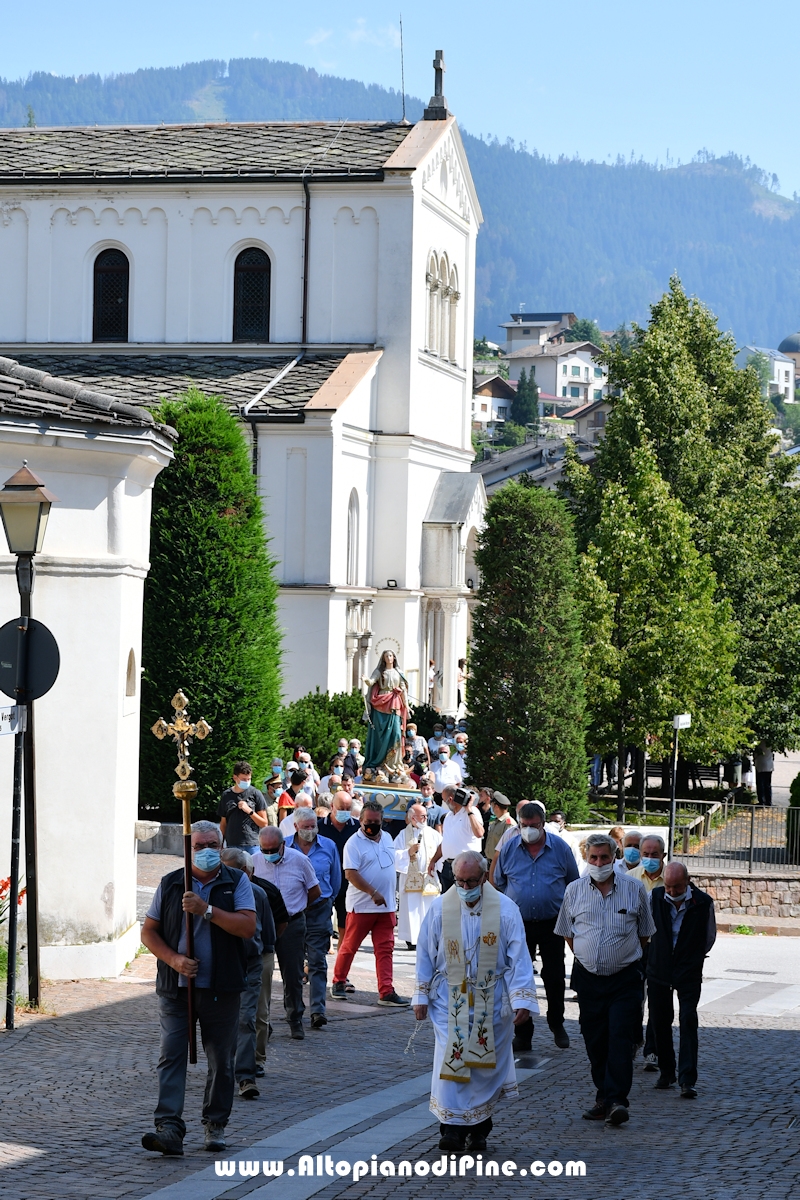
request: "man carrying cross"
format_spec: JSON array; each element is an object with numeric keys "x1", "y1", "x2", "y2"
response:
[{"x1": 412, "y1": 850, "x2": 537, "y2": 1152}]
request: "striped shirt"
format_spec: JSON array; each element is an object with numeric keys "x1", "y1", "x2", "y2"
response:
[{"x1": 554, "y1": 872, "x2": 655, "y2": 976}]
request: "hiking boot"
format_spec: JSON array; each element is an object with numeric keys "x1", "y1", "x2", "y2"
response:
[
  {"x1": 203, "y1": 1124, "x2": 226, "y2": 1151},
  {"x1": 141, "y1": 1125, "x2": 183, "y2": 1156}
]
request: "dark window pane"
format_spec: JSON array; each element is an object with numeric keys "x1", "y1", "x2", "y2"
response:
[
  {"x1": 233, "y1": 248, "x2": 270, "y2": 342},
  {"x1": 93, "y1": 249, "x2": 129, "y2": 342}
]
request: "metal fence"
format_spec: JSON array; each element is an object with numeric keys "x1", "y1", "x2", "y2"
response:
[{"x1": 676, "y1": 803, "x2": 800, "y2": 875}]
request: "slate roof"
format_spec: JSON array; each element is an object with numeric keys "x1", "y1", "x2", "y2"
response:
[
  {"x1": 0, "y1": 355, "x2": 162, "y2": 429},
  {"x1": 0, "y1": 122, "x2": 414, "y2": 184},
  {"x1": 13, "y1": 353, "x2": 349, "y2": 419}
]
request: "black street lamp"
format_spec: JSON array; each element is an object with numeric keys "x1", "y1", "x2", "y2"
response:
[{"x1": 0, "y1": 462, "x2": 58, "y2": 1025}]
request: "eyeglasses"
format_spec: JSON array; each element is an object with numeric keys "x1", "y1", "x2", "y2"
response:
[{"x1": 454, "y1": 877, "x2": 483, "y2": 888}]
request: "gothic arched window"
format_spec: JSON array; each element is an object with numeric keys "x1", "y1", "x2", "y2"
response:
[
  {"x1": 233, "y1": 247, "x2": 271, "y2": 342},
  {"x1": 448, "y1": 267, "x2": 459, "y2": 363},
  {"x1": 93, "y1": 248, "x2": 129, "y2": 342},
  {"x1": 426, "y1": 254, "x2": 439, "y2": 354},
  {"x1": 346, "y1": 489, "x2": 360, "y2": 586}
]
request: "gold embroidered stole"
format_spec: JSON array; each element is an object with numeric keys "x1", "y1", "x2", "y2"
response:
[
  {"x1": 439, "y1": 883, "x2": 501, "y2": 1083},
  {"x1": 404, "y1": 825, "x2": 426, "y2": 892}
]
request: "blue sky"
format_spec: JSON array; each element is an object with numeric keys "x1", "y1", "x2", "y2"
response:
[{"x1": 2, "y1": 0, "x2": 798, "y2": 194}]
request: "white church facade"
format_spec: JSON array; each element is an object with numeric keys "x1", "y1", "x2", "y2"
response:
[
  {"x1": 0, "y1": 82, "x2": 485, "y2": 714},
  {"x1": 0, "y1": 60, "x2": 485, "y2": 975}
]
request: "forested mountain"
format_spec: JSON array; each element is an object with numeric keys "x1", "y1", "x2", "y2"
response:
[{"x1": 2, "y1": 58, "x2": 799, "y2": 347}]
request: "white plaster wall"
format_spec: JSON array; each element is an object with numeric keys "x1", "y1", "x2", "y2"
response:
[
  {"x1": 0, "y1": 208, "x2": 28, "y2": 340},
  {"x1": 0, "y1": 424, "x2": 171, "y2": 976}
]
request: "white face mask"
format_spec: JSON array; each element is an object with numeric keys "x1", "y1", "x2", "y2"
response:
[
  {"x1": 520, "y1": 826, "x2": 542, "y2": 843},
  {"x1": 588, "y1": 861, "x2": 615, "y2": 882},
  {"x1": 666, "y1": 891, "x2": 689, "y2": 906}
]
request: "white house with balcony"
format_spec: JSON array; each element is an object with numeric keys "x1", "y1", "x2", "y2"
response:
[
  {"x1": 735, "y1": 345, "x2": 795, "y2": 402},
  {"x1": 504, "y1": 340, "x2": 607, "y2": 410}
]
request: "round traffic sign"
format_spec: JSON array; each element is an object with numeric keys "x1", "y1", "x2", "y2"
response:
[{"x1": 0, "y1": 617, "x2": 60, "y2": 702}]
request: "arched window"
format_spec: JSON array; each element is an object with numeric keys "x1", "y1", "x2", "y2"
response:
[
  {"x1": 439, "y1": 257, "x2": 449, "y2": 359},
  {"x1": 93, "y1": 249, "x2": 129, "y2": 342},
  {"x1": 346, "y1": 489, "x2": 359, "y2": 586},
  {"x1": 125, "y1": 649, "x2": 137, "y2": 697},
  {"x1": 426, "y1": 255, "x2": 439, "y2": 354},
  {"x1": 233, "y1": 247, "x2": 271, "y2": 342}
]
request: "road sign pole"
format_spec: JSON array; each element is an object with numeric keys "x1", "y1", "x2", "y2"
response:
[
  {"x1": 19, "y1": 563, "x2": 40, "y2": 1007},
  {"x1": 4, "y1": 615, "x2": 28, "y2": 1030}
]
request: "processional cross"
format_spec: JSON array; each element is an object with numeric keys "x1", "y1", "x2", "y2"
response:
[{"x1": 151, "y1": 691, "x2": 212, "y2": 1062}]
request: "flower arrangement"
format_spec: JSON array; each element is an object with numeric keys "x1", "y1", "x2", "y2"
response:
[{"x1": 0, "y1": 877, "x2": 26, "y2": 930}]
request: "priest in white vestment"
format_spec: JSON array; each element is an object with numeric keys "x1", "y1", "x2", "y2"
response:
[
  {"x1": 393, "y1": 803, "x2": 442, "y2": 947},
  {"x1": 412, "y1": 850, "x2": 537, "y2": 1152}
]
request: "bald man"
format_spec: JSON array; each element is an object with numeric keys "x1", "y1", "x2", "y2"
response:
[{"x1": 647, "y1": 862, "x2": 716, "y2": 1100}]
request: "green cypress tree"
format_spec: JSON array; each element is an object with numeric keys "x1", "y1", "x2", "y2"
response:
[
  {"x1": 511, "y1": 367, "x2": 540, "y2": 426},
  {"x1": 279, "y1": 689, "x2": 367, "y2": 770},
  {"x1": 467, "y1": 480, "x2": 588, "y2": 819},
  {"x1": 140, "y1": 389, "x2": 282, "y2": 818}
]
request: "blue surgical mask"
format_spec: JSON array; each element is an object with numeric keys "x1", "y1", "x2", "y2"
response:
[
  {"x1": 439, "y1": 753, "x2": 449, "y2": 762},
  {"x1": 193, "y1": 848, "x2": 220, "y2": 871},
  {"x1": 236, "y1": 779, "x2": 251, "y2": 790},
  {"x1": 263, "y1": 850, "x2": 282, "y2": 863},
  {"x1": 623, "y1": 846, "x2": 641, "y2": 865},
  {"x1": 642, "y1": 857, "x2": 661, "y2": 874},
  {"x1": 455, "y1": 884, "x2": 482, "y2": 903}
]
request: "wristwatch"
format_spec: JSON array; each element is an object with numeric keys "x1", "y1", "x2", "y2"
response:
[{"x1": 202, "y1": 904, "x2": 213, "y2": 922}]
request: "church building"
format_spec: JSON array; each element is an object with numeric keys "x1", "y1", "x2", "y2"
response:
[
  {"x1": 0, "y1": 56, "x2": 484, "y2": 976},
  {"x1": 0, "y1": 53, "x2": 485, "y2": 714}
]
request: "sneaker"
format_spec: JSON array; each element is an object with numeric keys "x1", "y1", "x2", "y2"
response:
[
  {"x1": 377, "y1": 990, "x2": 410, "y2": 1007},
  {"x1": 238, "y1": 1079, "x2": 259, "y2": 1100},
  {"x1": 605, "y1": 1103, "x2": 630, "y2": 1126},
  {"x1": 344, "y1": 979, "x2": 356, "y2": 993},
  {"x1": 310, "y1": 1013, "x2": 327, "y2": 1029},
  {"x1": 204, "y1": 1124, "x2": 227, "y2": 1151},
  {"x1": 331, "y1": 981, "x2": 348, "y2": 999},
  {"x1": 581, "y1": 1102, "x2": 607, "y2": 1121},
  {"x1": 643, "y1": 1053, "x2": 659, "y2": 1072},
  {"x1": 290, "y1": 1022, "x2": 305, "y2": 1040},
  {"x1": 142, "y1": 1126, "x2": 184, "y2": 1156},
  {"x1": 254, "y1": 1064, "x2": 265, "y2": 1078},
  {"x1": 654, "y1": 1074, "x2": 676, "y2": 1090},
  {"x1": 680, "y1": 1084, "x2": 698, "y2": 1099}
]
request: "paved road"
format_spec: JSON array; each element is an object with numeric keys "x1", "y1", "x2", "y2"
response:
[{"x1": 1, "y1": 920, "x2": 798, "y2": 1200}]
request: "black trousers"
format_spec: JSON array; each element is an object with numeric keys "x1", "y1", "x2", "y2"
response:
[
  {"x1": 648, "y1": 978, "x2": 702, "y2": 1087},
  {"x1": 440, "y1": 860, "x2": 455, "y2": 893},
  {"x1": 514, "y1": 917, "x2": 566, "y2": 1046},
  {"x1": 275, "y1": 912, "x2": 307, "y2": 1026},
  {"x1": 756, "y1": 771, "x2": 772, "y2": 806},
  {"x1": 571, "y1": 959, "x2": 642, "y2": 1108},
  {"x1": 440, "y1": 1116, "x2": 492, "y2": 1139},
  {"x1": 154, "y1": 988, "x2": 240, "y2": 1136}
]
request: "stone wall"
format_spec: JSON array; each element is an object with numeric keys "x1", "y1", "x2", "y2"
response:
[{"x1": 690, "y1": 872, "x2": 800, "y2": 918}]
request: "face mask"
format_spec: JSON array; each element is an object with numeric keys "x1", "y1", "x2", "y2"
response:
[
  {"x1": 587, "y1": 861, "x2": 615, "y2": 882},
  {"x1": 262, "y1": 850, "x2": 282, "y2": 863},
  {"x1": 297, "y1": 828, "x2": 316, "y2": 843},
  {"x1": 193, "y1": 848, "x2": 220, "y2": 871},
  {"x1": 271, "y1": 761, "x2": 283, "y2": 772},
  {"x1": 667, "y1": 891, "x2": 688, "y2": 906},
  {"x1": 642, "y1": 857, "x2": 662, "y2": 874},
  {"x1": 333, "y1": 809, "x2": 352, "y2": 823},
  {"x1": 362, "y1": 822, "x2": 382, "y2": 836},
  {"x1": 520, "y1": 826, "x2": 542, "y2": 843},
  {"x1": 455, "y1": 884, "x2": 482, "y2": 903},
  {"x1": 439, "y1": 753, "x2": 449, "y2": 762},
  {"x1": 338, "y1": 744, "x2": 348, "y2": 754},
  {"x1": 623, "y1": 847, "x2": 641, "y2": 865},
  {"x1": 236, "y1": 779, "x2": 251, "y2": 790}
]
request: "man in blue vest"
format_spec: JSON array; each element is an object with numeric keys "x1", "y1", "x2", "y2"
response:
[
  {"x1": 141, "y1": 820, "x2": 256, "y2": 1156},
  {"x1": 647, "y1": 861, "x2": 716, "y2": 1100}
]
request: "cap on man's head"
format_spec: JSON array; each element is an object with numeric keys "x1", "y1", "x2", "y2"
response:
[
  {"x1": 266, "y1": 775, "x2": 283, "y2": 788},
  {"x1": 492, "y1": 791, "x2": 511, "y2": 808}
]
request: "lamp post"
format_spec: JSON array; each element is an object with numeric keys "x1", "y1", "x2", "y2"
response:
[
  {"x1": 667, "y1": 712, "x2": 692, "y2": 862},
  {"x1": 0, "y1": 462, "x2": 58, "y2": 1023}
]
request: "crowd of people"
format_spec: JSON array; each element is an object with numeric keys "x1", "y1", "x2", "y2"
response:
[{"x1": 140, "y1": 724, "x2": 716, "y2": 1157}]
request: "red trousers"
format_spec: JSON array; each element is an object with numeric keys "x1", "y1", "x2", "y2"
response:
[{"x1": 333, "y1": 911, "x2": 396, "y2": 996}]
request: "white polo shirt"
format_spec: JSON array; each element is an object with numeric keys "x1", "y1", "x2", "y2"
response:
[
  {"x1": 431, "y1": 758, "x2": 463, "y2": 790},
  {"x1": 343, "y1": 829, "x2": 398, "y2": 914}
]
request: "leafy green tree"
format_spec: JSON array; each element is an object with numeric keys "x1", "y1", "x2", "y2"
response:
[
  {"x1": 569, "y1": 276, "x2": 800, "y2": 753},
  {"x1": 745, "y1": 350, "x2": 771, "y2": 398},
  {"x1": 474, "y1": 335, "x2": 491, "y2": 356},
  {"x1": 140, "y1": 390, "x2": 282, "y2": 818},
  {"x1": 495, "y1": 419, "x2": 526, "y2": 447},
  {"x1": 279, "y1": 689, "x2": 367, "y2": 771},
  {"x1": 574, "y1": 446, "x2": 750, "y2": 818},
  {"x1": 564, "y1": 318, "x2": 604, "y2": 345},
  {"x1": 467, "y1": 480, "x2": 588, "y2": 820},
  {"x1": 511, "y1": 367, "x2": 540, "y2": 426}
]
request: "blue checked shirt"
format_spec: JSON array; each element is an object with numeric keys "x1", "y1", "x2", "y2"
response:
[
  {"x1": 284, "y1": 833, "x2": 341, "y2": 903},
  {"x1": 554, "y1": 872, "x2": 656, "y2": 975},
  {"x1": 493, "y1": 831, "x2": 580, "y2": 921}
]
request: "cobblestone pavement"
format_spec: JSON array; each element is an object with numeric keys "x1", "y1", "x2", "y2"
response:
[{"x1": 1, "y1": 865, "x2": 798, "y2": 1200}]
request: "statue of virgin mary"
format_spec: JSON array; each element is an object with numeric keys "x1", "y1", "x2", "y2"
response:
[{"x1": 362, "y1": 650, "x2": 410, "y2": 784}]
